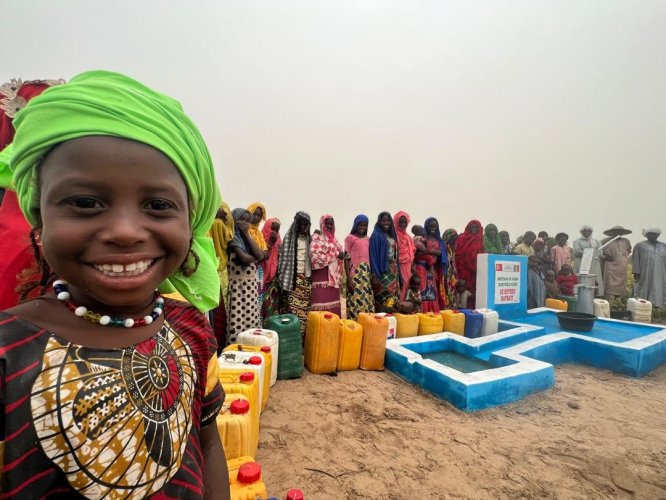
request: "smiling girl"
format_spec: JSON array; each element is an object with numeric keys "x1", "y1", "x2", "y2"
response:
[{"x1": 0, "y1": 71, "x2": 229, "y2": 499}]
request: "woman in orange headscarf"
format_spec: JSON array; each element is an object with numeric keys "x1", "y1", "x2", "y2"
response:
[{"x1": 393, "y1": 211, "x2": 416, "y2": 300}]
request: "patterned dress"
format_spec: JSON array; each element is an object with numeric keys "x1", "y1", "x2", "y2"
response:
[
  {"x1": 373, "y1": 236, "x2": 401, "y2": 312},
  {"x1": 226, "y1": 254, "x2": 261, "y2": 345},
  {"x1": 344, "y1": 234, "x2": 374, "y2": 320},
  {"x1": 0, "y1": 299, "x2": 224, "y2": 499}
]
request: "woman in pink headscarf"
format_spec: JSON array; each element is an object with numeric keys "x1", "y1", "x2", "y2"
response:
[
  {"x1": 309, "y1": 214, "x2": 344, "y2": 316},
  {"x1": 393, "y1": 211, "x2": 416, "y2": 300},
  {"x1": 260, "y1": 217, "x2": 282, "y2": 321}
]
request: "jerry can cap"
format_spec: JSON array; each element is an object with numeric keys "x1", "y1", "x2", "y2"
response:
[
  {"x1": 324, "y1": 313, "x2": 333, "y2": 319},
  {"x1": 253, "y1": 329, "x2": 264, "y2": 335},
  {"x1": 239, "y1": 372, "x2": 255, "y2": 382},
  {"x1": 248, "y1": 356, "x2": 262, "y2": 365},
  {"x1": 237, "y1": 462, "x2": 262, "y2": 483},
  {"x1": 230, "y1": 399, "x2": 250, "y2": 414},
  {"x1": 261, "y1": 346, "x2": 271, "y2": 353},
  {"x1": 287, "y1": 488, "x2": 305, "y2": 500}
]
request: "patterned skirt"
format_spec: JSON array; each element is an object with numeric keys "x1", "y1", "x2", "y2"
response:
[
  {"x1": 373, "y1": 260, "x2": 401, "y2": 313},
  {"x1": 346, "y1": 262, "x2": 375, "y2": 320},
  {"x1": 282, "y1": 274, "x2": 312, "y2": 343},
  {"x1": 226, "y1": 259, "x2": 260, "y2": 345},
  {"x1": 310, "y1": 267, "x2": 342, "y2": 316},
  {"x1": 261, "y1": 279, "x2": 281, "y2": 324}
]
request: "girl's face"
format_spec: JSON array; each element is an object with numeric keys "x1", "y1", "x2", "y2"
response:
[
  {"x1": 355, "y1": 221, "x2": 368, "y2": 237},
  {"x1": 324, "y1": 217, "x2": 334, "y2": 233},
  {"x1": 39, "y1": 136, "x2": 190, "y2": 312},
  {"x1": 379, "y1": 214, "x2": 391, "y2": 233},
  {"x1": 487, "y1": 227, "x2": 497, "y2": 239},
  {"x1": 426, "y1": 220, "x2": 438, "y2": 236},
  {"x1": 251, "y1": 207, "x2": 263, "y2": 225},
  {"x1": 271, "y1": 221, "x2": 281, "y2": 232},
  {"x1": 500, "y1": 233, "x2": 510, "y2": 245},
  {"x1": 469, "y1": 223, "x2": 479, "y2": 234},
  {"x1": 398, "y1": 216, "x2": 408, "y2": 231}
]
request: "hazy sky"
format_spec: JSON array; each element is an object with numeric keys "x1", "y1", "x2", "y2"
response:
[{"x1": 4, "y1": 0, "x2": 665, "y2": 243}]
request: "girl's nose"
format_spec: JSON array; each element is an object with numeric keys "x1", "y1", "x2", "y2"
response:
[{"x1": 99, "y1": 208, "x2": 149, "y2": 246}]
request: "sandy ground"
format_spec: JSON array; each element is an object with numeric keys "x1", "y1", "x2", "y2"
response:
[{"x1": 256, "y1": 363, "x2": 666, "y2": 499}]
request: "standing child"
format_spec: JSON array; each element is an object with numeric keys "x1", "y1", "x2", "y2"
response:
[
  {"x1": 556, "y1": 264, "x2": 579, "y2": 296},
  {"x1": 544, "y1": 269, "x2": 561, "y2": 299},
  {"x1": 454, "y1": 279, "x2": 473, "y2": 309},
  {"x1": 403, "y1": 274, "x2": 423, "y2": 313},
  {"x1": 0, "y1": 72, "x2": 229, "y2": 498}
]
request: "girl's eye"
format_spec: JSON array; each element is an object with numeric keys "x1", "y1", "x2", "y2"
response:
[
  {"x1": 68, "y1": 197, "x2": 102, "y2": 209},
  {"x1": 145, "y1": 199, "x2": 175, "y2": 211}
]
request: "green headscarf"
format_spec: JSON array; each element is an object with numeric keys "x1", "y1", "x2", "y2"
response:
[
  {"x1": 483, "y1": 223, "x2": 503, "y2": 254},
  {"x1": 2, "y1": 70, "x2": 222, "y2": 312}
]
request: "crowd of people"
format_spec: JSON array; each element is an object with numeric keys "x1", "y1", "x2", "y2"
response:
[{"x1": 211, "y1": 207, "x2": 666, "y2": 347}]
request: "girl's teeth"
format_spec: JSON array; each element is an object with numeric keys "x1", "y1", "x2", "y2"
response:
[{"x1": 95, "y1": 260, "x2": 151, "y2": 275}]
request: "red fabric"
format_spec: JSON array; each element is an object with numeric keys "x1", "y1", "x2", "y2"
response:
[
  {"x1": 454, "y1": 220, "x2": 484, "y2": 307},
  {"x1": 260, "y1": 217, "x2": 281, "y2": 285},
  {"x1": 309, "y1": 215, "x2": 343, "y2": 287},
  {"x1": 393, "y1": 211, "x2": 415, "y2": 299},
  {"x1": 0, "y1": 81, "x2": 58, "y2": 309},
  {"x1": 556, "y1": 273, "x2": 578, "y2": 296}
]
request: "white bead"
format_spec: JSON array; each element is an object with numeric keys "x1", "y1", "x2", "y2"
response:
[
  {"x1": 57, "y1": 291, "x2": 71, "y2": 301},
  {"x1": 74, "y1": 306, "x2": 87, "y2": 316},
  {"x1": 99, "y1": 316, "x2": 111, "y2": 325},
  {"x1": 153, "y1": 307, "x2": 163, "y2": 316},
  {"x1": 124, "y1": 318, "x2": 135, "y2": 328},
  {"x1": 53, "y1": 279, "x2": 64, "y2": 286},
  {"x1": 144, "y1": 315, "x2": 153, "y2": 324}
]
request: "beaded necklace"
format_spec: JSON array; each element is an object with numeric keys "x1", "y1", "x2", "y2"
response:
[{"x1": 53, "y1": 280, "x2": 164, "y2": 328}]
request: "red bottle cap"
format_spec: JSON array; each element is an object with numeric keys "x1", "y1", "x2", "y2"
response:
[
  {"x1": 261, "y1": 346, "x2": 271, "y2": 353},
  {"x1": 286, "y1": 488, "x2": 304, "y2": 500},
  {"x1": 249, "y1": 356, "x2": 262, "y2": 365},
  {"x1": 254, "y1": 329, "x2": 264, "y2": 335},
  {"x1": 239, "y1": 372, "x2": 255, "y2": 382},
  {"x1": 237, "y1": 462, "x2": 262, "y2": 483},
  {"x1": 324, "y1": 313, "x2": 333, "y2": 319},
  {"x1": 230, "y1": 399, "x2": 250, "y2": 414}
]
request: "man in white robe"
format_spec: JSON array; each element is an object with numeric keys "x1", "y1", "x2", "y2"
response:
[
  {"x1": 632, "y1": 227, "x2": 666, "y2": 308},
  {"x1": 573, "y1": 225, "x2": 604, "y2": 297}
]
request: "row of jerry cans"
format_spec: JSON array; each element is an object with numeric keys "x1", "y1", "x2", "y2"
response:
[
  {"x1": 304, "y1": 311, "x2": 388, "y2": 374},
  {"x1": 394, "y1": 309, "x2": 500, "y2": 339},
  {"x1": 228, "y1": 456, "x2": 304, "y2": 499}
]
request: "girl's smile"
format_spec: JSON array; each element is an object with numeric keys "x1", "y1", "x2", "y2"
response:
[{"x1": 39, "y1": 136, "x2": 190, "y2": 315}]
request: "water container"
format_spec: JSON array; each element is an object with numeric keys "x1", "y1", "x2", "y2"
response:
[
  {"x1": 216, "y1": 395, "x2": 252, "y2": 460},
  {"x1": 304, "y1": 311, "x2": 340, "y2": 374},
  {"x1": 287, "y1": 489, "x2": 305, "y2": 500},
  {"x1": 627, "y1": 298, "x2": 652, "y2": 322},
  {"x1": 557, "y1": 294, "x2": 578, "y2": 314},
  {"x1": 219, "y1": 371, "x2": 260, "y2": 456},
  {"x1": 460, "y1": 309, "x2": 484, "y2": 339},
  {"x1": 417, "y1": 312, "x2": 443, "y2": 335},
  {"x1": 227, "y1": 457, "x2": 268, "y2": 500},
  {"x1": 545, "y1": 298, "x2": 568, "y2": 311},
  {"x1": 236, "y1": 328, "x2": 280, "y2": 386},
  {"x1": 223, "y1": 344, "x2": 272, "y2": 411},
  {"x1": 593, "y1": 299, "x2": 610, "y2": 318},
  {"x1": 338, "y1": 319, "x2": 363, "y2": 371},
  {"x1": 475, "y1": 308, "x2": 499, "y2": 336},
  {"x1": 357, "y1": 313, "x2": 388, "y2": 370},
  {"x1": 440, "y1": 309, "x2": 465, "y2": 336},
  {"x1": 374, "y1": 313, "x2": 397, "y2": 340},
  {"x1": 219, "y1": 352, "x2": 267, "y2": 414},
  {"x1": 265, "y1": 314, "x2": 304, "y2": 380},
  {"x1": 393, "y1": 313, "x2": 419, "y2": 338}
]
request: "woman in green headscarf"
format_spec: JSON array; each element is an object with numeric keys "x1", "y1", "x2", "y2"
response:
[
  {"x1": 0, "y1": 71, "x2": 230, "y2": 498},
  {"x1": 483, "y1": 223, "x2": 503, "y2": 254}
]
